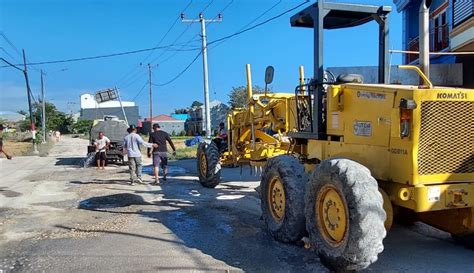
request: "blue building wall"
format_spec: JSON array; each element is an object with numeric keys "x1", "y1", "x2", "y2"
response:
[{"x1": 400, "y1": 0, "x2": 456, "y2": 64}]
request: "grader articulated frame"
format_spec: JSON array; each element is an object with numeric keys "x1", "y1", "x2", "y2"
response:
[{"x1": 197, "y1": 1, "x2": 474, "y2": 271}]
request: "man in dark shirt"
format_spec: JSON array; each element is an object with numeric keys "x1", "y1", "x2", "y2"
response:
[{"x1": 148, "y1": 124, "x2": 176, "y2": 184}]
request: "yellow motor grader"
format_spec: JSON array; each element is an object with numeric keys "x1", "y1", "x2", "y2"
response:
[{"x1": 197, "y1": 1, "x2": 473, "y2": 271}]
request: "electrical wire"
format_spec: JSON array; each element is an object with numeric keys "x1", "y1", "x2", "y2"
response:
[
  {"x1": 0, "y1": 57, "x2": 22, "y2": 71},
  {"x1": 148, "y1": 1, "x2": 309, "y2": 88},
  {"x1": 152, "y1": 51, "x2": 202, "y2": 87},
  {"x1": 115, "y1": 0, "x2": 194, "y2": 87},
  {"x1": 0, "y1": 32, "x2": 22, "y2": 57},
  {"x1": 132, "y1": 80, "x2": 149, "y2": 101},
  {"x1": 148, "y1": 0, "x2": 215, "y2": 65},
  {"x1": 0, "y1": 32, "x2": 42, "y2": 73},
  {"x1": 209, "y1": 0, "x2": 282, "y2": 50},
  {"x1": 0, "y1": 47, "x2": 20, "y2": 63},
  {"x1": 0, "y1": 42, "x2": 203, "y2": 68},
  {"x1": 207, "y1": 1, "x2": 309, "y2": 46}
]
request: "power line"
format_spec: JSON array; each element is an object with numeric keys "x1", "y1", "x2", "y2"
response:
[
  {"x1": 148, "y1": 0, "x2": 215, "y2": 65},
  {"x1": 211, "y1": 0, "x2": 282, "y2": 50},
  {"x1": 0, "y1": 32, "x2": 22, "y2": 57},
  {"x1": 0, "y1": 47, "x2": 20, "y2": 63},
  {"x1": 0, "y1": 57, "x2": 23, "y2": 71},
  {"x1": 132, "y1": 80, "x2": 149, "y2": 101},
  {"x1": 0, "y1": 41, "x2": 203, "y2": 68},
  {"x1": 1, "y1": 32, "x2": 43, "y2": 73},
  {"x1": 115, "y1": 0, "x2": 194, "y2": 87},
  {"x1": 150, "y1": 1, "x2": 308, "y2": 88},
  {"x1": 152, "y1": 51, "x2": 202, "y2": 87},
  {"x1": 207, "y1": 1, "x2": 309, "y2": 46}
]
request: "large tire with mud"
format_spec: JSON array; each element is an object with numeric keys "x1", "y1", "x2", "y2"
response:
[
  {"x1": 196, "y1": 142, "x2": 221, "y2": 188},
  {"x1": 305, "y1": 159, "x2": 386, "y2": 272},
  {"x1": 260, "y1": 155, "x2": 307, "y2": 243}
]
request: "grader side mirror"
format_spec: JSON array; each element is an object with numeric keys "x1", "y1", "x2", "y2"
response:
[{"x1": 264, "y1": 66, "x2": 274, "y2": 96}]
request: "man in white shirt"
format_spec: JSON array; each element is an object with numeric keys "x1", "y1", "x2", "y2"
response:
[{"x1": 94, "y1": 131, "x2": 110, "y2": 170}]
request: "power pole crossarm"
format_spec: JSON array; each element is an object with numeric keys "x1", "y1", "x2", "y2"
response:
[{"x1": 181, "y1": 13, "x2": 222, "y2": 138}]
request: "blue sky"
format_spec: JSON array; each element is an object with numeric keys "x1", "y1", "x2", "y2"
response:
[{"x1": 0, "y1": 0, "x2": 402, "y2": 117}]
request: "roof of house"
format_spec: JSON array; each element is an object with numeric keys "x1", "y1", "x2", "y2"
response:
[{"x1": 151, "y1": 114, "x2": 184, "y2": 122}]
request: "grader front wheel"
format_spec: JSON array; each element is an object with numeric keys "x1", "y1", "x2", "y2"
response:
[
  {"x1": 260, "y1": 155, "x2": 308, "y2": 243},
  {"x1": 196, "y1": 142, "x2": 221, "y2": 188},
  {"x1": 305, "y1": 159, "x2": 387, "y2": 272}
]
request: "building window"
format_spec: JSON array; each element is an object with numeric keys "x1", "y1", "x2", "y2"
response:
[{"x1": 432, "y1": 10, "x2": 450, "y2": 52}]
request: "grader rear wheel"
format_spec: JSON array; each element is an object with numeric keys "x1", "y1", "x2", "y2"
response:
[
  {"x1": 305, "y1": 159, "x2": 386, "y2": 272},
  {"x1": 196, "y1": 142, "x2": 221, "y2": 188},
  {"x1": 260, "y1": 155, "x2": 308, "y2": 243}
]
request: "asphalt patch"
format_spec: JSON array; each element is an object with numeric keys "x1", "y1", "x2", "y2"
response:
[{"x1": 78, "y1": 193, "x2": 150, "y2": 210}]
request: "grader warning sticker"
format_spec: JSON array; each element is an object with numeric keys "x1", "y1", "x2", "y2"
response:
[
  {"x1": 428, "y1": 187, "x2": 441, "y2": 202},
  {"x1": 357, "y1": 91, "x2": 386, "y2": 100},
  {"x1": 353, "y1": 121, "x2": 372, "y2": 136}
]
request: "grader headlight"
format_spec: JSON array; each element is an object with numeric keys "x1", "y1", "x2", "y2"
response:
[{"x1": 399, "y1": 99, "x2": 417, "y2": 138}]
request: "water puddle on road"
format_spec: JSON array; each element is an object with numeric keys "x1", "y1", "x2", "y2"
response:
[{"x1": 142, "y1": 165, "x2": 187, "y2": 176}]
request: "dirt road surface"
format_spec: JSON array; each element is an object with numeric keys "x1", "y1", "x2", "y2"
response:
[{"x1": 1, "y1": 136, "x2": 473, "y2": 272}]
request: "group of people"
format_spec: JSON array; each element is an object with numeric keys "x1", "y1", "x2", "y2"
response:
[{"x1": 94, "y1": 123, "x2": 176, "y2": 185}]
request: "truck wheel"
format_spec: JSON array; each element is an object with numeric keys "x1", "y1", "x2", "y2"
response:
[
  {"x1": 196, "y1": 142, "x2": 221, "y2": 188},
  {"x1": 452, "y1": 234, "x2": 474, "y2": 249},
  {"x1": 305, "y1": 159, "x2": 386, "y2": 272},
  {"x1": 260, "y1": 155, "x2": 307, "y2": 243}
]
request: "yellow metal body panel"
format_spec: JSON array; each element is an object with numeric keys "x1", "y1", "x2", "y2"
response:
[{"x1": 308, "y1": 83, "x2": 474, "y2": 214}]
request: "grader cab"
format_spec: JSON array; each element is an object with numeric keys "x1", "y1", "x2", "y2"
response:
[{"x1": 197, "y1": 1, "x2": 474, "y2": 271}]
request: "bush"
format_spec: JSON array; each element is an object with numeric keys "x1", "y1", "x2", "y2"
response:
[{"x1": 179, "y1": 130, "x2": 186, "y2": 136}]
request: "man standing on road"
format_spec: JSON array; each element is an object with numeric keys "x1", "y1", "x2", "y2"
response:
[
  {"x1": 123, "y1": 125, "x2": 157, "y2": 185},
  {"x1": 147, "y1": 124, "x2": 176, "y2": 184},
  {"x1": 94, "y1": 131, "x2": 110, "y2": 170},
  {"x1": 0, "y1": 124, "x2": 12, "y2": 160}
]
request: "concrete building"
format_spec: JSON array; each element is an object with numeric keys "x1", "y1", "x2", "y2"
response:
[
  {"x1": 150, "y1": 114, "x2": 185, "y2": 135},
  {"x1": 393, "y1": 0, "x2": 473, "y2": 87},
  {"x1": 186, "y1": 100, "x2": 229, "y2": 136},
  {"x1": 79, "y1": 93, "x2": 140, "y2": 125}
]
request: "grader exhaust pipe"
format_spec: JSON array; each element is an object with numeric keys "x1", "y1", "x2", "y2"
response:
[{"x1": 419, "y1": 0, "x2": 432, "y2": 80}]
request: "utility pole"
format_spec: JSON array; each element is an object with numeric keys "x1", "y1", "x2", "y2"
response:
[
  {"x1": 40, "y1": 70, "x2": 46, "y2": 144},
  {"x1": 148, "y1": 63, "x2": 152, "y2": 122},
  {"x1": 181, "y1": 13, "x2": 222, "y2": 138},
  {"x1": 115, "y1": 87, "x2": 129, "y2": 126},
  {"x1": 22, "y1": 50, "x2": 38, "y2": 154}
]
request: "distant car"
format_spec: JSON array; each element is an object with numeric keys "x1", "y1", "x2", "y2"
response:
[{"x1": 85, "y1": 117, "x2": 129, "y2": 166}]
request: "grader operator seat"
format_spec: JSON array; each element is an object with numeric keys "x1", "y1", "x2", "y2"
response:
[{"x1": 290, "y1": 0, "x2": 391, "y2": 139}]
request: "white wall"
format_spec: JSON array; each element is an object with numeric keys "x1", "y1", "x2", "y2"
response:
[{"x1": 80, "y1": 93, "x2": 135, "y2": 109}]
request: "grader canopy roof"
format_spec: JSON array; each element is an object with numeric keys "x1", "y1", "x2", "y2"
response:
[{"x1": 290, "y1": 2, "x2": 391, "y2": 29}]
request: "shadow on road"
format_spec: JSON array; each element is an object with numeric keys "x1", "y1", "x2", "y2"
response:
[{"x1": 75, "y1": 177, "x2": 322, "y2": 272}]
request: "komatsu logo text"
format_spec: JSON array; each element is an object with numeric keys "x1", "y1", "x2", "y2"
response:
[{"x1": 436, "y1": 92, "x2": 468, "y2": 100}]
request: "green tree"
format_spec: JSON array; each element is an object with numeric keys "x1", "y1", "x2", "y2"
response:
[
  {"x1": 191, "y1": 101, "x2": 203, "y2": 108},
  {"x1": 71, "y1": 119, "x2": 93, "y2": 134},
  {"x1": 19, "y1": 101, "x2": 74, "y2": 134},
  {"x1": 174, "y1": 108, "x2": 189, "y2": 114},
  {"x1": 228, "y1": 85, "x2": 266, "y2": 109}
]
